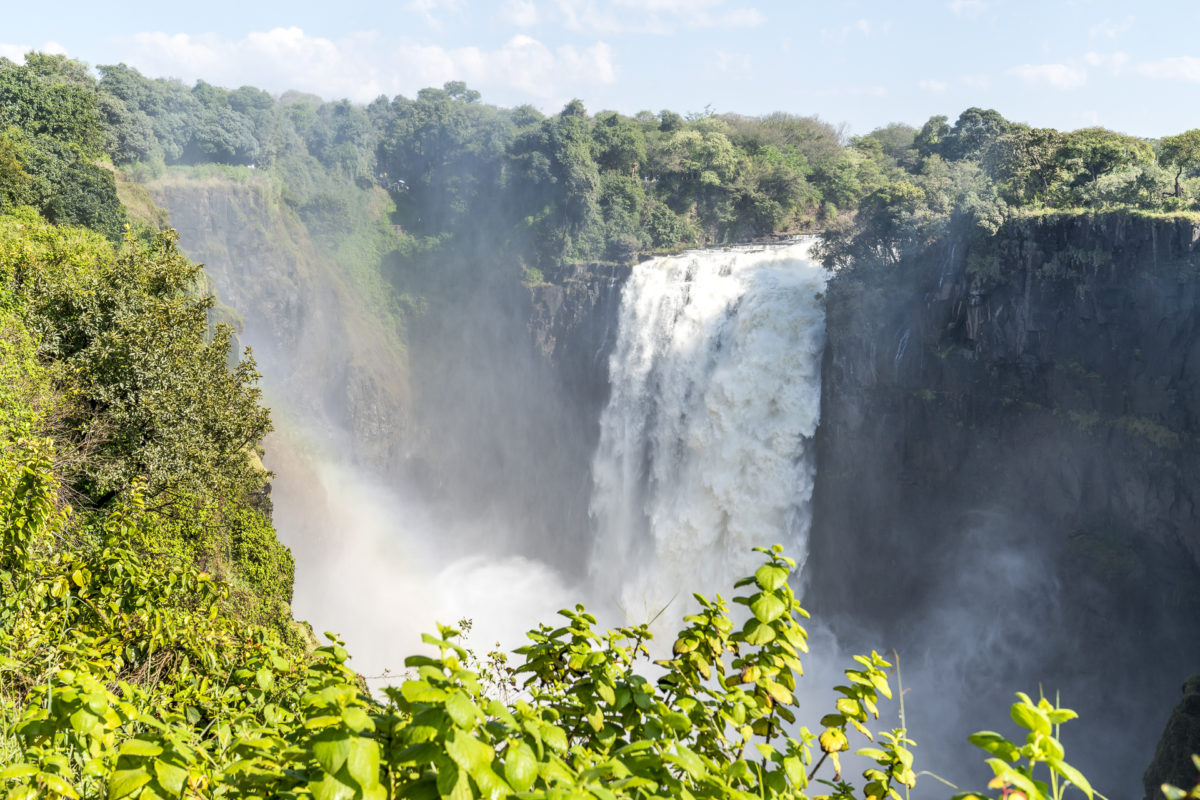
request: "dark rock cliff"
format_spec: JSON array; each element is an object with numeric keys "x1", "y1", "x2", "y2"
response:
[
  {"x1": 1144, "y1": 675, "x2": 1200, "y2": 800},
  {"x1": 518, "y1": 261, "x2": 627, "y2": 563},
  {"x1": 526, "y1": 261, "x2": 627, "y2": 438},
  {"x1": 809, "y1": 213, "x2": 1200, "y2": 797}
]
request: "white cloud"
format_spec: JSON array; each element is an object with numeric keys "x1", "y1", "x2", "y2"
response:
[
  {"x1": 0, "y1": 40, "x2": 67, "y2": 62},
  {"x1": 503, "y1": 0, "x2": 541, "y2": 26},
  {"x1": 1082, "y1": 50, "x2": 1128, "y2": 73},
  {"x1": 1088, "y1": 17, "x2": 1132, "y2": 40},
  {"x1": 1007, "y1": 62, "x2": 1087, "y2": 89},
  {"x1": 1137, "y1": 56, "x2": 1200, "y2": 83},
  {"x1": 808, "y1": 85, "x2": 886, "y2": 99},
  {"x1": 619, "y1": 0, "x2": 722, "y2": 9},
  {"x1": 122, "y1": 27, "x2": 616, "y2": 105},
  {"x1": 947, "y1": 0, "x2": 985, "y2": 17},
  {"x1": 556, "y1": 0, "x2": 762, "y2": 34},
  {"x1": 919, "y1": 78, "x2": 948, "y2": 93},
  {"x1": 961, "y1": 73, "x2": 990, "y2": 89},
  {"x1": 713, "y1": 50, "x2": 751, "y2": 76},
  {"x1": 407, "y1": 0, "x2": 466, "y2": 28},
  {"x1": 821, "y1": 18, "x2": 873, "y2": 44}
]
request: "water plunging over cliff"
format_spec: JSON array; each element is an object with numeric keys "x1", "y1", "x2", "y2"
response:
[{"x1": 588, "y1": 240, "x2": 827, "y2": 621}]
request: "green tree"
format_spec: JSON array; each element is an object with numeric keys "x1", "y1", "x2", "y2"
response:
[
  {"x1": 991, "y1": 125, "x2": 1064, "y2": 205},
  {"x1": 0, "y1": 56, "x2": 105, "y2": 155},
  {"x1": 592, "y1": 110, "x2": 647, "y2": 175},
  {"x1": 1158, "y1": 129, "x2": 1200, "y2": 197},
  {"x1": 945, "y1": 107, "x2": 1011, "y2": 162},
  {"x1": 1058, "y1": 127, "x2": 1153, "y2": 184},
  {"x1": 915, "y1": 114, "x2": 951, "y2": 158},
  {"x1": 0, "y1": 215, "x2": 270, "y2": 508}
]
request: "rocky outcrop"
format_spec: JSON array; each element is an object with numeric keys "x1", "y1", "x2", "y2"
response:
[
  {"x1": 809, "y1": 213, "x2": 1200, "y2": 796},
  {"x1": 1145, "y1": 675, "x2": 1200, "y2": 800},
  {"x1": 526, "y1": 261, "x2": 628, "y2": 424}
]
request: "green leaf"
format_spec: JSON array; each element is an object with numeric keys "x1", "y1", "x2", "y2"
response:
[
  {"x1": 505, "y1": 742, "x2": 538, "y2": 793},
  {"x1": 311, "y1": 776, "x2": 356, "y2": 800},
  {"x1": 0, "y1": 764, "x2": 37, "y2": 781},
  {"x1": 1011, "y1": 702, "x2": 1051, "y2": 736},
  {"x1": 472, "y1": 765, "x2": 513, "y2": 799},
  {"x1": 345, "y1": 737, "x2": 381, "y2": 790},
  {"x1": 108, "y1": 769, "x2": 151, "y2": 800},
  {"x1": 967, "y1": 731, "x2": 1020, "y2": 762},
  {"x1": 985, "y1": 758, "x2": 1042, "y2": 800},
  {"x1": 763, "y1": 680, "x2": 794, "y2": 706},
  {"x1": 742, "y1": 619, "x2": 776, "y2": 646},
  {"x1": 1046, "y1": 708, "x2": 1078, "y2": 725},
  {"x1": 436, "y1": 755, "x2": 462, "y2": 797},
  {"x1": 755, "y1": 563, "x2": 789, "y2": 592},
  {"x1": 446, "y1": 730, "x2": 496, "y2": 775},
  {"x1": 342, "y1": 706, "x2": 372, "y2": 733},
  {"x1": 670, "y1": 744, "x2": 706, "y2": 780},
  {"x1": 153, "y1": 760, "x2": 189, "y2": 797},
  {"x1": 1048, "y1": 758, "x2": 1093, "y2": 800},
  {"x1": 404, "y1": 655, "x2": 443, "y2": 668},
  {"x1": 541, "y1": 723, "x2": 568, "y2": 752},
  {"x1": 596, "y1": 681, "x2": 616, "y2": 706},
  {"x1": 750, "y1": 592, "x2": 788, "y2": 624},
  {"x1": 313, "y1": 731, "x2": 352, "y2": 776},
  {"x1": 783, "y1": 754, "x2": 805, "y2": 785},
  {"x1": 401, "y1": 680, "x2": 448, "y2": 704},
  {"x1": 663, "y1": 711, "x2": 692, "y2": 733},
  {"x1": 41, "y1": 773, "x2": 81, "y2": 799},
  {"x1": 445, "y1": 692, "x2": 478, "y2": 730},
  {"x1": 869, "y1": 671, "x2": 892, "y2": 700},
  {"x1": 118, "y1": 738, "x2": 164, "y2": 758}
]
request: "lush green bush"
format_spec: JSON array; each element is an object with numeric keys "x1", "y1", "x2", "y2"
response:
[{"x1": 0, "y1": 452, "x2": 1103, "y2": 800}]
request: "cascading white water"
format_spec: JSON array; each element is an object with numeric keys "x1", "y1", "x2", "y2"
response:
[{"x1": 588, "y1": 239, "x2": 827, "y2": 624}]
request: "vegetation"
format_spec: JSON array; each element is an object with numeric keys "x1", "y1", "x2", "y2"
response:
[
  {"x1": 0, "y1": 49, "x2": 1189, "y2": 799},
  {"x1": 0, "y1": 467, "x2": 1101, "y2": 800},
  {"x1": 817, "y1": 108, "x2": 1200, "y2": 271}
]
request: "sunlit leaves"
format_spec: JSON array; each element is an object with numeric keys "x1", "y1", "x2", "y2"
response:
[{"x1": 0, "y1": 450, "x2": 1103, "y2": 800}]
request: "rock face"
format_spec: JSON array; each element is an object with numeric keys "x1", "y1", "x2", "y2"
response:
[
  {"x1": 1144, "y1": 675, "x2": 1200, "y2": 800},
  {"x1": 526, "y1": 261, "x2": 628, "y2": 439},
  {"x1": 809, "y1": 213, "x2": 1200, "y2": 796},
  {"x1": 149, "y1": 175, "x2": 411, "y2": 474}
]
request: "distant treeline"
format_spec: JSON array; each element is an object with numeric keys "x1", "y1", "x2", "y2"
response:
[{"x1": 4, "y1": 51, "x2": 1200, "y2": 269}]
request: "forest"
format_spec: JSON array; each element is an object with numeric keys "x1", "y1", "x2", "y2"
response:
[{"x1": 1, "y1": 51, "x2": 1198, "y2": 799}]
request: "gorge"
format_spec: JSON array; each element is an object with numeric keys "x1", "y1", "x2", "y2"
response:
[
  {"x1": 151, "y1": 171, "x2": 1200, "y2": 799},
  {"x1": 5, "y1": 46, "x2": 1200, "y2": 800}
]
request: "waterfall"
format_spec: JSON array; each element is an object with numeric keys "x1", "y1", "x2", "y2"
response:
[{"x1": 588, "y1": 239, "x2": 828, "y2": 624}]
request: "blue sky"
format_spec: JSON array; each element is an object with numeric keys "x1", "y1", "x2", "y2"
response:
[{"x1": 5, "y1": 0, "x2": 1200, "y2": 137}]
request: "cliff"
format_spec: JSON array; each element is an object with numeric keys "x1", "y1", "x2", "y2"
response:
[
  {"x1": 148, "y1": 172, "x2": 412, "y2": 473},
  {"x1": 526, "y1": 261, "x2": 628, "y2": 426},
  {"x1": 809, "y1": 212, "x2": 1200, "y2": 795}
]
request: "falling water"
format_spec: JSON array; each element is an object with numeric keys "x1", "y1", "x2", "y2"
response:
[{"x1": 588, "y1": 239, "x2": 828, "y2": 624}]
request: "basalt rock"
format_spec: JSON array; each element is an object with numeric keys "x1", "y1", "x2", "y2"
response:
[
  {"x1": 810, "y1": 212, "x2": 1200, "y2": 796},
  {"x1": 1145, "y1": 675, "x2": 1200, "y2": 800}
]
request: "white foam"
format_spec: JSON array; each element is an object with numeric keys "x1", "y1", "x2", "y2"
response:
[{"x1": 588, "y1": 240, "x2": 827, "y2": 627}]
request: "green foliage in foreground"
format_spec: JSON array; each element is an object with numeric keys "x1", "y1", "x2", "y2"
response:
[{"x1": 1, "y1": 444, "x2": 1104, "y2": 800}]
